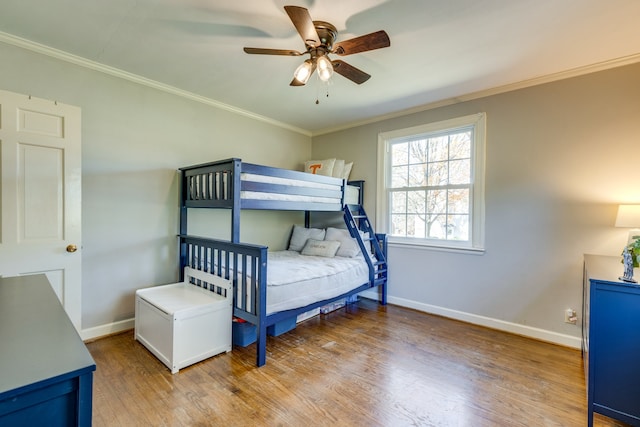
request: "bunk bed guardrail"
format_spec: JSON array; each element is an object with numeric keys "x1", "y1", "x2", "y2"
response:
[{"x1": 179, "y1": 234, "x2": 267, "y2": 326}]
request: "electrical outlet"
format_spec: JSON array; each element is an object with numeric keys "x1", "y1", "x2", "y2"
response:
[{"x1": 565, "y1": 308, "x2": 577, "y2": 324}]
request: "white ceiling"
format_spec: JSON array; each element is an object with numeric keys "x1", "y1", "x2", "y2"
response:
[{"x1": 1, "y1": 0, "x2": 639, "y2": 135}]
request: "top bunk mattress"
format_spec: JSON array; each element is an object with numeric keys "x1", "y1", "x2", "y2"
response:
[
  {"x1": 240, "y1": 173, "x2": 360, "y2": 205},
  {"x1": 182, "y1": 159, "x2": 360, "y2": 210}
]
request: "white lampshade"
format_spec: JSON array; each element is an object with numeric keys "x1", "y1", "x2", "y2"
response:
[
  {"x1": 316, "y1": 55, "x2": 334, "y2": 82},
  {"x1": 615, "y1": 205, "x2": 640, "y2": 228},
  {"x1": 293, "y1": 60, "x2": 313, "y2": 85},
  {"x1": 616, "y1": 204, "x2": 640, "y2": 245}
]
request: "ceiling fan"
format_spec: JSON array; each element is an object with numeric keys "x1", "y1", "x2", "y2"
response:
[{"x1": 243, "y1": 5, "x2": 390, "y2": 86}]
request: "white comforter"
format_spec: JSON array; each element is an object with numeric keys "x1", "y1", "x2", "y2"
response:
[{"x1": 265, "y1": 251, "x2": 369, "y2": 314}]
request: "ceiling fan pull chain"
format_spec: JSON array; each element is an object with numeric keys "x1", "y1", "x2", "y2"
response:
[
  {"x1": 315, "y1": 75, "x2": 321, "y2": 104},
  {"x1": 313, "y1": 74, "x2": 332, "y2": 104}
]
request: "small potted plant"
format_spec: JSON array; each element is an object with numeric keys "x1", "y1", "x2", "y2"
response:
[{"x1": 625, "y1": 235, "x2": 640, "y2": 268}]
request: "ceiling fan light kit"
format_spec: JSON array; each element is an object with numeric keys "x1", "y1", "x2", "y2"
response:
[
  {"x1": 292, "y1": 59, "x2": 314, "y2": 85},
  {"x1": 316, "y1": 55, "x2": 333, "y2": 82},
  {"x1": 243, "y1": 5, "x2": 390, "y2": 89}
]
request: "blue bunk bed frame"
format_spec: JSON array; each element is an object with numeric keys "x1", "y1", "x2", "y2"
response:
[{"x1": 178, "y1": 158, "x2": 388, "y2": 367}]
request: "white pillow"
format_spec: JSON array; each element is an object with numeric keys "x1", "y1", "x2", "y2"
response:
[
  {"x1": 301, "y1": 239, "x2": 341, "y2": 257},
  {"x1": 325, "y1": 227, "x2": 360, "y2": 258},
  {"x1": 332, "y1": 159, "x2": 345, "y2": 179},
  {"x1": 305, "y1": 158, "x2": 336, "y2": 176},
  {"x1": 288, "y1": 225, "x2": 326, "y2": 252},
  {"x1": 341, "y1": 162, "x2": 353, "y2": 180}
]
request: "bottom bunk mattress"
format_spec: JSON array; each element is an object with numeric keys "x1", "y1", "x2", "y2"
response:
[{"x1": 264, "y1": 250, "x2": 369, "y2": 314}]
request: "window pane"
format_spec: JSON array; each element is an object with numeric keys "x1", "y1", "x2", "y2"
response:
[
  {"x1": 391, "y1": 165, "x2": 408, "y2": 188},
  {"x1": 427, "y1": 161, "x2": 448, "y2": 186},
  {"x1": 427, "y1": 189, "x2": 446, "y2": 214},
  {"x1": 392, "y1": 142, "x2": 408, "y2": 166},
  {"x1": 392, "y1": 214, "x2": 407, "y2": 236},
  {"x1": 406, "y1": 214, "x2": 416, "y2": 237},
  {"x1": 449, "y1": 159, "x2": 470, "y2": 184},
  {"x1": 447, "y1": 214, "x2": 469, "y2": 240},
  {"x1": 407, "y1": 214, "x2": 426, "y2": 238},
  {"x1": 407, "y1": 190, "x2": 425, "y2": 214},
  {"x1": 391, "y1": 191, "x2": 407, "y2": 214},
  {"x1": 426, "y1": 214, "x2": 446, "y2": 239},
  {"x1": 409, "y1": 139, "x2": 427, "y2": 164},
  {"x1": 448, "y1": 189, "x2": 469, "y2": 214},
  {"x1": 408, "y1": 164, "x2": 427, "y2": 187},
  {"x1": 449, "y1": 131, "x2": 471, "y2": 160},
  {"x1": 428, "y1": 136, "x2": 448, "y2": 162}
]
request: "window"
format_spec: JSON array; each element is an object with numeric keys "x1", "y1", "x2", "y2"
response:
[{"x1": 377, "y1": 113, "x2": 486, "y2": 251}]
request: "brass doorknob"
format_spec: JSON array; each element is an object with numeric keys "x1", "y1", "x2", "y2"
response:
[{"x1": 66, "y1": 244, "x2": 78, "y2": 253}]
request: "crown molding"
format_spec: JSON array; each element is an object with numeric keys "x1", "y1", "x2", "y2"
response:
[
  {"x1": 0, "y1": 31, "x2": 312, "y2": 137},
  {"x1": 3, "y1": 30, "x2": 638, "y2": 139}
]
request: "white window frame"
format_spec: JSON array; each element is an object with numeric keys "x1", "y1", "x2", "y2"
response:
[{"x1": 376, "y1": 113, "x2": 486, "y2": 252}]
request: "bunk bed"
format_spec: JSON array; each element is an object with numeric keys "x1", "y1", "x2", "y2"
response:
[{"x1": 178, "y1": 158, "x2": 388, "y2": 367}]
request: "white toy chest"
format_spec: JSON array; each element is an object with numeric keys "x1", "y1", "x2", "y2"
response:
[{"x1": 135, "y1": 268, "x2": 232, "y2": 374}]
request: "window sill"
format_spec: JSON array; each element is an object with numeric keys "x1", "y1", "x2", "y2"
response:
[{"x1": 388, "y1": 239, "x2": 485, "y2": 255}]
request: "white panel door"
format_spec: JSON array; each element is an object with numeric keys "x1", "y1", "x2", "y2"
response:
[{"x1": 0, "y1": 90, "x2": 82, "y2": 331}]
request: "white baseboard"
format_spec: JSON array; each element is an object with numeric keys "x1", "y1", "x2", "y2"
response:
[
  {"x1": 81, "y1": 294, "x2": 582, "y2": 350},
  {"x1": 81, "y1": 318, "x2": 134, "y2": 341},
  {"x1": 359, "y1": 290, "x2": 581, "y2": 349}
]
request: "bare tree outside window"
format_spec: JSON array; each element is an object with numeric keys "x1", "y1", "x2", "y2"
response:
[{"x1": 389, "y1": 129, "x2": 472, "y2": 242}]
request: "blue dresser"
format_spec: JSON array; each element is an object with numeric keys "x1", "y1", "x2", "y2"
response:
[
  {"x1": 0, "y1": 274, "x2": 96, "y2": 426},
  {"x1": 583, "y1": 255, "x2": 640, "y2": 427}
]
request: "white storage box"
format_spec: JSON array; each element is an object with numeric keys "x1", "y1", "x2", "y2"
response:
[
  {"x1": 135, "y1": 267, "x2": 232, "y2": 374},
  {"x1": 296, "y1": 307, "x2": 320, "y2": 323}
]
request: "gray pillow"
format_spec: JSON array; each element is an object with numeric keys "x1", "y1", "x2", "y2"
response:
[
  {"x1": 325, "y1": 227, "x2": 360, "y2": 258},
  {"x1": 288, "y1": 225, "x2": 326, "y2": 252}
]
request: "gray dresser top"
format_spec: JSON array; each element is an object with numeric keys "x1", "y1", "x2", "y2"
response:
[{"x1": 0, "y1": 274, "x2": 96, "y2": 395}]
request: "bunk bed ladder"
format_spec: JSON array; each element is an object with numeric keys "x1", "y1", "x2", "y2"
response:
[{"x1": 343, "y1": 204, "x2": 388, "y2": 305}]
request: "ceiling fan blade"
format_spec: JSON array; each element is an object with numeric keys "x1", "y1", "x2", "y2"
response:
[
  {"x1": 332, "y1": 60, "x2": 371, "y2": 85},
  {"x1": 243, "y1": 47, "x2": 303, "y2": 56},
  {"x1": 284, "y1": 5, "x2": 319, "y2": 48},
  {"x1": 332, "y1": 30, "x2": 390, "y2": 56}
]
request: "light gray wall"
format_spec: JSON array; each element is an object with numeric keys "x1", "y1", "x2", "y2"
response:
[
  {"x1": 1, "y1": 42, "x2": 311, "y2": 330},
  {"x1": 312, "y1": 63, "x2": 640, "y2": 340}
]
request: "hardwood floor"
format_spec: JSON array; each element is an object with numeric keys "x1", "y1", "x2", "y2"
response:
[{"x1": 86, "y1": 299, "x2": 629, "y2": 426}]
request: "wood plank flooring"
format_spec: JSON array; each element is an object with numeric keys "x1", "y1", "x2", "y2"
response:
[{"x1": 86, "y1": 299, "x2": 630, "y2": 426}]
